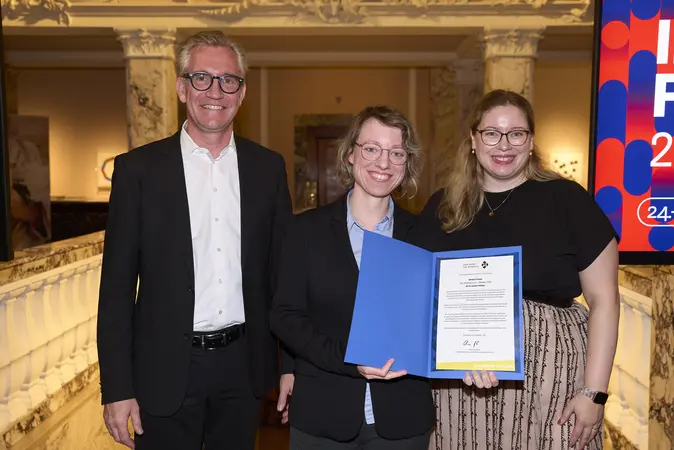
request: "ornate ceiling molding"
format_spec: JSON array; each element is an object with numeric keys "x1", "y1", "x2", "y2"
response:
[
  {"x1": 1, "y1": 0, "x2": 594, "y2": 27},
  {"x1": 1, "y1": 0, "x2": 70, "y2": 25}
]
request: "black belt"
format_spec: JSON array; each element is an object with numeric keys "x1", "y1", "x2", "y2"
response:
[{"x1": 192, "y1": 323, "x2": 245, "y2": 350}]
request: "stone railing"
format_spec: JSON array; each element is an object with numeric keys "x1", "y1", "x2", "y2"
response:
[
  {"x1": 605, "y1": 285, "x2": 651, "y2": 450},
  {"x1": 0, "y1": 232, "x2": 104, "y2": 447}
]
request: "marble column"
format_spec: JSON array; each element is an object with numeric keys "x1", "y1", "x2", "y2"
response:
[
  {"x1": 649, "y1": 267, "x2": 674, "y2": 450},
  {"x1": 454, "y1": 58, "x2": 484, "y2": 134},
  {"x1": 116, "y1": 28, "x2": 178, "y2": 150},
  {"x1": 429, "y1": 59, "x2": 484, "y2": 191},
  {"x1": 616, "y1": 265, "x2": 674, "y2": 450},
  {"x1": 3, "y1": 65, "x2": 19, "y2": 115},
  {"x1": 481, "y1": 27, "x2": 544, "y2": 102},
  {"x1": 430, "y1": 65, "x2": 459, "y2": 191}
]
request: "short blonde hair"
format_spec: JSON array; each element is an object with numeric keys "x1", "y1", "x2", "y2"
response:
[
  {"x1": 335, "y1": 105, "x2": 424, "y2": 199},
  {"x1": 176, "y1": 30, "x2": 247, "y2": 76}
]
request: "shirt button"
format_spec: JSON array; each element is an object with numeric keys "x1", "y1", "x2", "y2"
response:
[
  {"x1": 213, "y1": 188, "x2": 218, "y2": 192},
  {"x1": 215, "y1": 218, "x2": 219, "y2": 222},
  {"x1": 219, "y1": 310, "x2": 223, "y2": 315},
  {"x1": 217, "y1": 248, "x2": 221, "y2": 252},
  {"x1": 218, "y1": 279, "x2": 222, "y2": 284}
]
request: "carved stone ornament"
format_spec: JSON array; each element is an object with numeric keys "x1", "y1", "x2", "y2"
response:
[
  {"x1": 195, "y1": 0, "x2": 562, "y2": 24},
  {"x1": 199, "y1": 0, "x2": 368, "y2": 24},
  {"x1": 561, "y1": 0, "x2": 590, "y2": 23},
  {"x1": 116, "y1": 29, "x2": 177, "y2": 60},
  {"x1": 482, "y1": 27, "x2": 545, "y2": 59},
  {"x1": 1, "y1": 0, "x2": 70, "y2": 25}
]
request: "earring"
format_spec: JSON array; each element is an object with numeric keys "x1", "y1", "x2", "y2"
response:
[
  {"x1": 471, "y1": 149, "x2": 475, "y2": 154},
  {"x1": 530, "y1": 151, "x2": 533, "y2": 156}
]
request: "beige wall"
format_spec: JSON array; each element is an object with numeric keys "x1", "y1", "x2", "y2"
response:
[
  {"x1": 15, "y1": 60, "x2": 592, "y2": 204},
  {"x1": 18, "y1": 68, "x2": 127, "y2": 201},
  {"x1": 267, "y1": 67, "x2": 409, "y2": 187},
  {"x1": 533, "y1": 59, "x2": 593, "y2": 188}
]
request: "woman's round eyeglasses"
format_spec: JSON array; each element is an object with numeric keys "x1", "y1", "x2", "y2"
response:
[
  {"x1": 182, "y1": 72, "x2": 244, "y2": 94},
  {"x1": 354, "y1": 142, "x2": 408, "y2": 165}
]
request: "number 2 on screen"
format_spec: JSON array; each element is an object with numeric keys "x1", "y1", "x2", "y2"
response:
[{"x1": 651, "y1": 132, "x2": 673, "y2": 167}]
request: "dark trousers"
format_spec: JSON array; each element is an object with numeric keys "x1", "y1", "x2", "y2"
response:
[
  {"x1": 289, "y1": 424, "x2": 431, "y2": 450},
  {"x1": 135, "y1": 336, "x2": 260, "y2": 450}
]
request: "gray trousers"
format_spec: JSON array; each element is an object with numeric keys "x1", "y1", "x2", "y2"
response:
[{"x1": 289, "y1": 424, "x2": 431, "y2": 450}]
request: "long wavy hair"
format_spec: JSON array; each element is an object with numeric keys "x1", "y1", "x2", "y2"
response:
[{"x1": 436, "y1": 89, "x2": 561, "y2": 232}]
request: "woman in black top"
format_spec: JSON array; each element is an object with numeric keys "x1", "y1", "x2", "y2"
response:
[{"x1": 419, "y1": 90, "x2": 619, "y2": 450}]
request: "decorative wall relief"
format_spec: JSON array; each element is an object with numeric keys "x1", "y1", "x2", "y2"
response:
[
  {"x1": 7, "y1": 114, "x2": 51, "y2": 250},
  {"x1": 0, "y1": 0, "x2": 70, "y2": 25}
]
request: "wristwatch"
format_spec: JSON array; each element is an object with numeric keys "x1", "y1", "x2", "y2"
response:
[{"x1": 579, "y1": 387, "x2": 609, "y2": 405}]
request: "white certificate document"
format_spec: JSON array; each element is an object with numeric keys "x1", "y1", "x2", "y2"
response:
[{"x1": 435, "y1": 255, "x2": 516, "y2": 371}]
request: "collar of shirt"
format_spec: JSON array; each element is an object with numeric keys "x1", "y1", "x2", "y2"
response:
[
  {"x1": 346, "y1": 189, "x2": 394, "y2": 234},
  {"x1": 179, "y1": 120, "x2": 236, "y2": 162}
]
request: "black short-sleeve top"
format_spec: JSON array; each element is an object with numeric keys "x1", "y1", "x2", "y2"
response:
[{"x1": 417, "y1": 179, "x2": 618, "y2": 307}]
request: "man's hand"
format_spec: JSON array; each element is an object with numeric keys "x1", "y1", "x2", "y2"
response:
[
  {"x1": 103, "y1": 398, "x2": 143, "y2": 449},
  {"x1": 277, "y1": 374, "x2": 295, "y2": 424},
  {"x1": 358, "y1": 358, "x2": 407, "y2": 380}
]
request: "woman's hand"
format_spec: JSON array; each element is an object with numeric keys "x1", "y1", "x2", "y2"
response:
[
  {"x1": 462, "y1": 370, "x2": 498, "y2": 389},
  {"x1": 558, "y1": 393, "x2": 604, "y2": 449},
  {"x1": 358, "y1": 358, "x2": 407, "y2": 380}
]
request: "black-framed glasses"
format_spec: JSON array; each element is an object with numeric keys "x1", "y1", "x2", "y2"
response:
[
  {"x1": 476, "y1": 129, "x2": 531, "y2": 146},
  {"x1": 182, "y1": 72, "x2": 244, "y2": 94},
  {"x1": 354, "y1": 141, "x2": 408, "y2": 165}
]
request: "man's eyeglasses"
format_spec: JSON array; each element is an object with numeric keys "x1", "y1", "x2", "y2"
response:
[
  {"x1": 181, "y1": 72, "x2": 244, "y2": 94},
  {"x1": 476, "y1": 129, "x2": 531, "y2": 146},
  {"x1": 354, "y1": 142, "x2": 408, "y2": 165}
]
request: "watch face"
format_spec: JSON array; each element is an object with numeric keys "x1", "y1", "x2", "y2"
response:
[{"x1": 594, "y1": 392, "x2": 609, "y2": 405}]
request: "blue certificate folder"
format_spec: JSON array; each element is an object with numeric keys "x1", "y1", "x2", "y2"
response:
[{"x1": 344, "y1": 232, "x2": 524, "y2": 380}]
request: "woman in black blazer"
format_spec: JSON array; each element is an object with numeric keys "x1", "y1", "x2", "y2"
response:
[{"x1": 270, "y1": 105, "x2": 435, "y2": 449}]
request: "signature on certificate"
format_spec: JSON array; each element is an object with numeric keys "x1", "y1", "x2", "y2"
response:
[{"x1": 462, "y1": 340, "x2": 480, "y2": 349}]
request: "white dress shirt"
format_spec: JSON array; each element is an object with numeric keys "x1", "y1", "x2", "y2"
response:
[{"x1": 180, "y1": 122, "x2": 245, "y2": 332}]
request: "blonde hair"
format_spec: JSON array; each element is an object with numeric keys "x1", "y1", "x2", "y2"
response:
[
  {"x1": 437, "y1": 89, "x2": 561, "y2": 232},
  {"x1": 335, "y1": 105, "x2": 424, "y2": 199},
  {"x1": 176, "y1": 30, "x2": 247, "y2": 76}
]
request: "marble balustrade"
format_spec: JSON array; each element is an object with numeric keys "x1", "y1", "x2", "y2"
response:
[
  {"x1": 604, "y1": 285, "x2": 652, "y2": 450},
  {"x1": 0, "y1": 232, "x2": 104, "y2": 448}
]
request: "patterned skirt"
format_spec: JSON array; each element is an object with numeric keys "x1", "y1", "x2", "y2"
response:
[{"x1": 429, "y1": 299, "x2": 603, "y2": 450}]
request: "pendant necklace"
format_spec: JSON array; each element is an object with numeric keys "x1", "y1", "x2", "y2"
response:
[{"x1": 484, "y1": 188, "x2": 515, "y2": 217}]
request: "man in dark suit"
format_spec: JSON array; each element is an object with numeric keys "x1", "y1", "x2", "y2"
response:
[{"x1": 97, "y1": 30, "x2": 292, "y2": 450}]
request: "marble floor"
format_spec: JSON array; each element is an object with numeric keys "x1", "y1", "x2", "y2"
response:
[{"x1": 4, "y1": 383, "x2": 623, "y2": 450}]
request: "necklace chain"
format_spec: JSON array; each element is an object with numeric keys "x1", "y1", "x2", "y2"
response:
[{"x1": 484, "y1": 188, "x2": 515, "y2": 217}]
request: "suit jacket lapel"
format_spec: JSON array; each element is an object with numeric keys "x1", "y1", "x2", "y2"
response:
[
  {"x1": 160, "y1": 132, "x2": 195, "y2": 287},
  {"x1": 330, "y1": 194, "x2": 359, "y2": 274},
  {"x1": 235, "y1": 134, "x2": 253, "y2": 271},
  {"x1": 392, "y1": 202, "x2": 414, "y2": 241}
]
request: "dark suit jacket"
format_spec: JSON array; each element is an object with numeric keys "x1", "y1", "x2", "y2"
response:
[
  {"x1": 96, "y1": 131, "x2": 292, "y2": 416},
  {"x1": 269, "y1": 195, "x2": 435, "y2": 442}
]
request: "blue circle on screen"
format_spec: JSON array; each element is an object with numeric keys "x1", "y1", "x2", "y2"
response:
[
  {"x1": 648, "y1": 227, "x2": 674, "y2": 251},
  {"x1": 595, "y1": 186, "x2": 622, "y2": 215},
  {"x1": 631, "y1": 0, "x2": 660, "y2": 20}
]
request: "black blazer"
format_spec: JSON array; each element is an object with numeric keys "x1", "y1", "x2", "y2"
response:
[
  {"x1": 270, "y1": 195, "x2": 435, "y2": 442},
  {"x1": 96, "y1": 132, "x2": 292, "y2": 416}
]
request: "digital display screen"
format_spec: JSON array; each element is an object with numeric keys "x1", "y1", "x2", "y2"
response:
[{"x1": 589, "y1": 0, "x2": 674, "y2": 264}]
